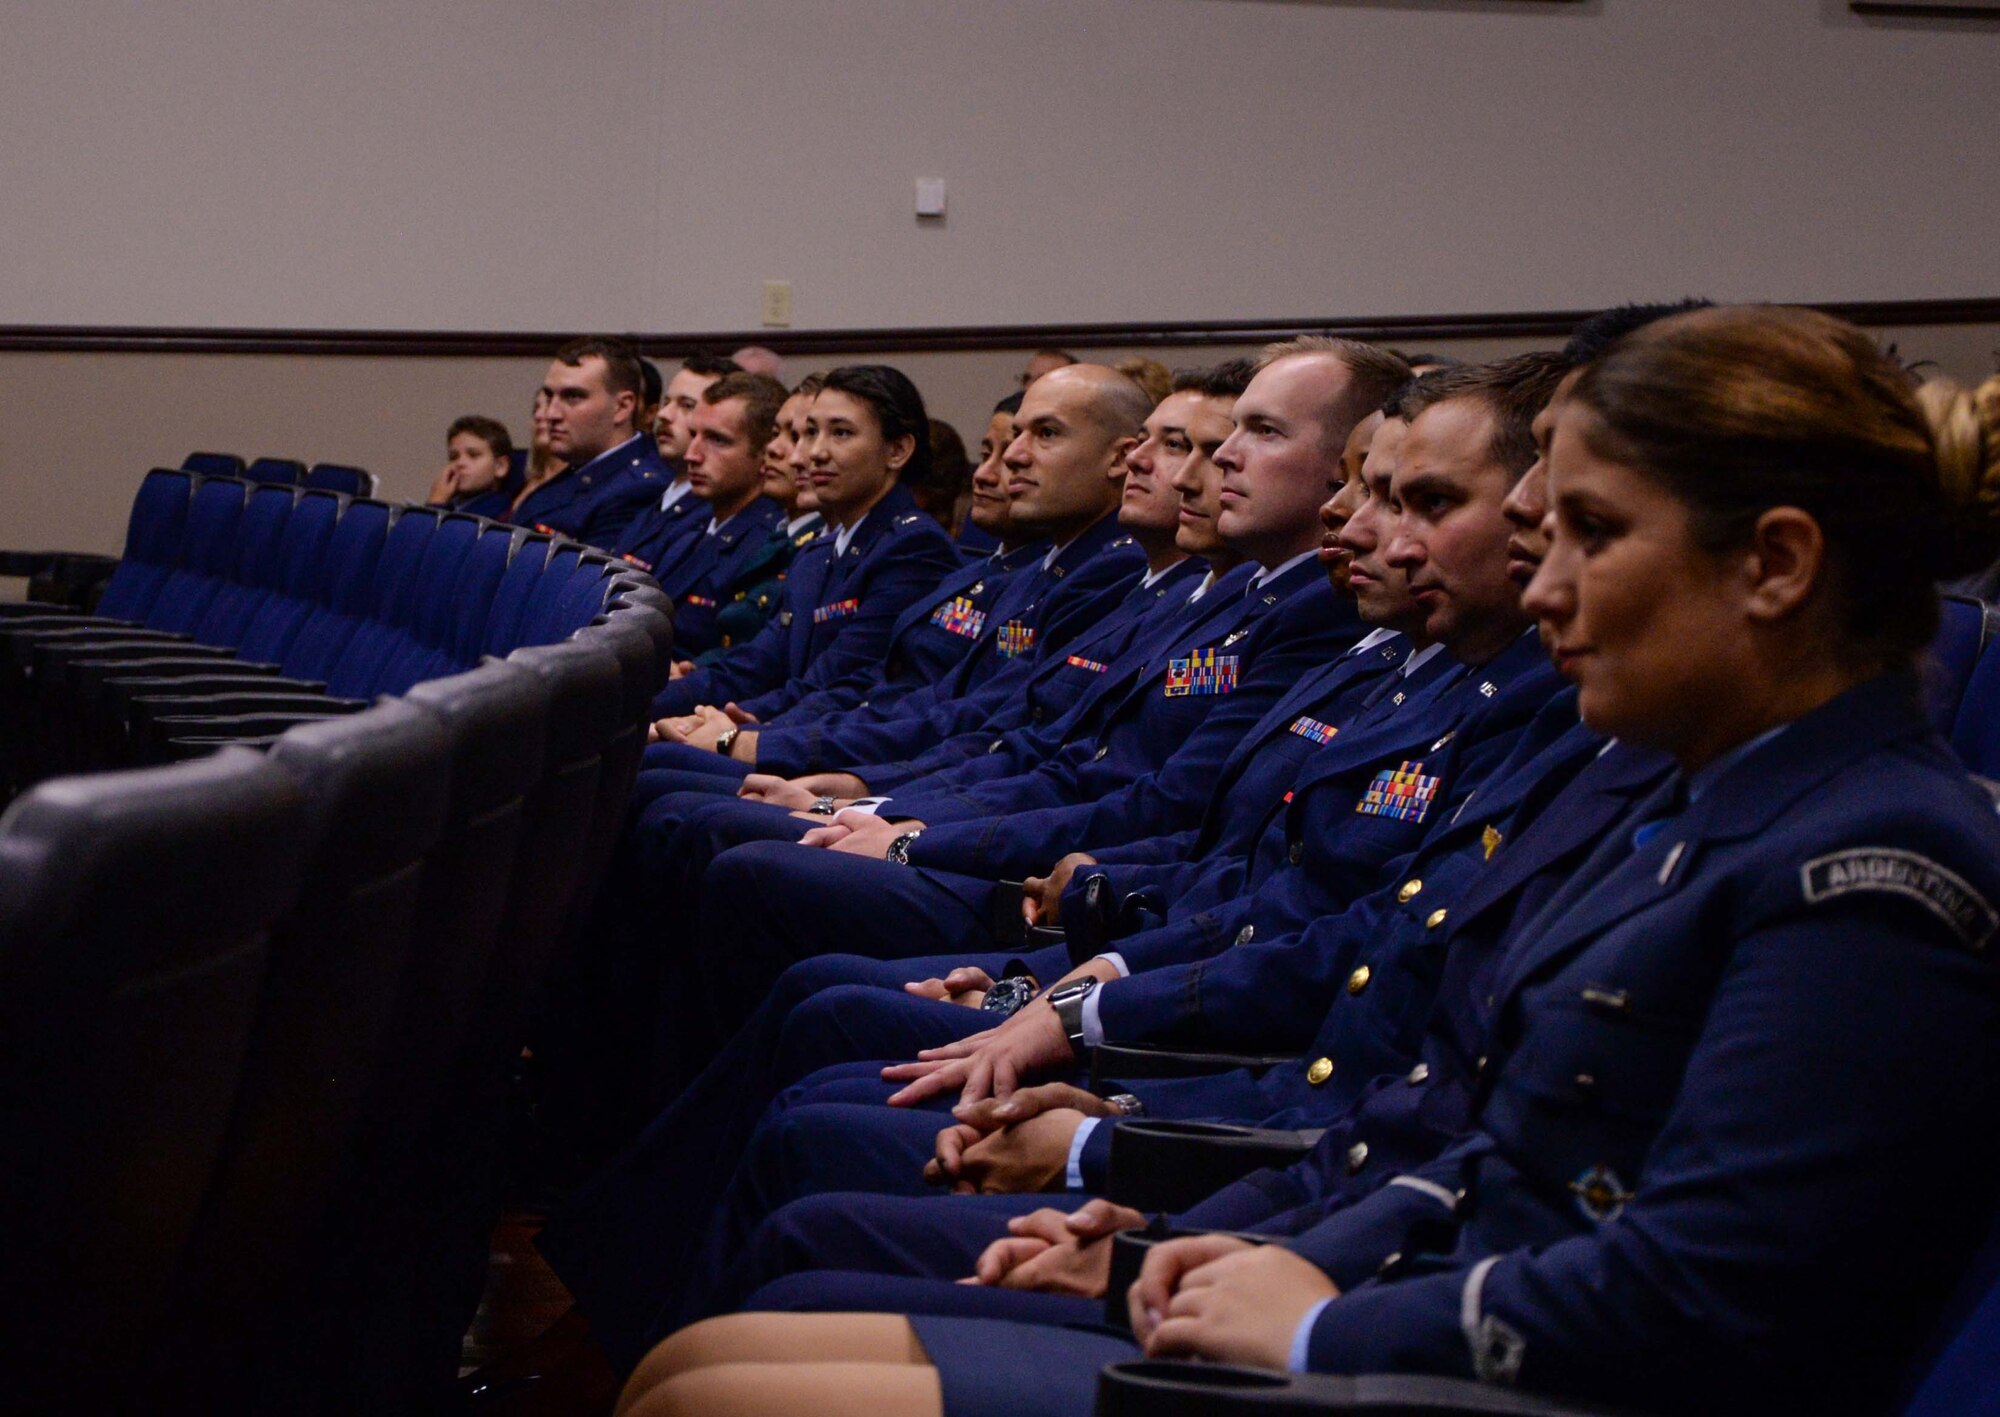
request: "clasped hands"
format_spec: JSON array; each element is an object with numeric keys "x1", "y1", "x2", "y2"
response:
[
  {"x1": 960, "y1": 1198, "x2": 1338, "y2": 1369},
  {"x1": 646, "y1": 701, "x2": 757, "y2": 751}
]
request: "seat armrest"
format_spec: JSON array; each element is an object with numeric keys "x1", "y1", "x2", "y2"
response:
[
  {"x1": 1101, "y1": 1224, "x2": 1276, "y2": 1333},
  {"x1": 1095, "y1": 1362, "x2": 1627, "y2": 1417},
  {"x1": 1091, "y1": 1042, "x2": 1301, "y2": 1085},
  {"x1": 1105, "y1": 1121, "x2": 1323, "y2": 1213}
]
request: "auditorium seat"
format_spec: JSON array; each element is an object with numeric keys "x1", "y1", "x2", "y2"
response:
[
  {"x1": 142, "y1": 700, "x2": 454, "y2": 1409},
  {"x1": 0, "y1": 467, "x2": 194, "y2": 625},
  {"x1": 1925, "y1": 593, "x2": 1991, "y2": 733},
  {"x1": 314, "y1": 658, "x2": 556, "y2": 1408},
  {"x1": 244, "y1": 455, "x2": 308, "y2": 486},
  {"x1": 179, "y1": 450, "x2": 245, "y2": 478},
  {"x1": 1951, "y1": 632, "x2": 2000, "y2": 777},
  {"x1": 0, "y1": 750, "x2": 313, "y2": 1409},
  {"x1": 304, "y1": 461, "x2": 374, "y2": 496}
]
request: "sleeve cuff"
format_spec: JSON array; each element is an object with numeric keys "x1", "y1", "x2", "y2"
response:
[
  {"x1": 1081, "y1": 983, "x2": 1110, "y2": 1048},
  {"x1": 1065, "y1": 1117, "x2": 1100, "y2": 1190},
  {"x1": 1094, "y1": 951, "x2": 1131, "y2": 978},
  {"x1": 848, "y1": 796, "x2": 891, "y2": 815},
  {"x1": 1290, "y1": 1297, "x2": 1336, "y2": 1372}
]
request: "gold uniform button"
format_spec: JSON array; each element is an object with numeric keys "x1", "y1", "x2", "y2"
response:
[
  {"x1": 1346, "y1": 965, "x2": 1372, "y2": 995},
  {"x1": 1289, "y1": 842, "x2": 1304, "y2": 865},
  {"x1": 1407, "y1": 1062, "x2": 1430, "y2": 1085},
  {"x1": 1425, "y1": 908, "x2": 1449, "y2": 929},
  {"x1": 1306, "y1": 1057, "x2": 1335, "y2": 1085},
  {"x1": 1397, "y1": 879, "x2": 1423, "y2": 903},
  {"x1": 1345, "y1": 1142, "x2": 1369, "y2": 1174},
  {"x1": 1234, "y1": 925, "x2": 1255, "y2": 946}
]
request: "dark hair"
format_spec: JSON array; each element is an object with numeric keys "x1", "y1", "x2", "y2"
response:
[
  {"x1": 1173, "y1": 359, "x2": 1257, "y2": 400},
  {"x1": 639, "y1": 357, "x2": 664, "y2": 408},
  {"x1": 1564, "y1": 300, "x2": 1715, "y2": 366},
  {"x1": 992, "y1": 391, "x2": 1025, "y2": 416},
  {"x1": 818, "y1": 364, "x2": 934, "y2": 484},
  {"x1": 701, "y1": 371, "x2": 788, "y2": 450},
  {"x1": 903, "y1": 417, "x2": 974, "y2": 510},
  {"x1": 1400, "y1": 352, "x2": 1574, "y2": 478},
  {"x1": 681, "y1": 352, "x2": 743, "y2": 379},
  {"x1": 1571, "y1": 305, "x2": 2000, "y2": 666},
  {"x1": 447, "y1": 414, "x2": 513, "y2": 461},
  {"x1": 1384, "y1": 349, "x2": 1463, "y2": 371},
  {"x1": 554, "y1": 337, "x2": 645, "y2": 402}
]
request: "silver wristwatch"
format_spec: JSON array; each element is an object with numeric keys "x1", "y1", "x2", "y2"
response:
[{"x1": 886, "y1": 829, "x2": 923, "y2": 865}]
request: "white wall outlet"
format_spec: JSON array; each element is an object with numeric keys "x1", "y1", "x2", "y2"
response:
[
  {"x1": 761, "y1": 280, "x2": 793, "y2": 327},
  {"x1": 915, "y1": 178, "x2": 946, "y2": 219}
]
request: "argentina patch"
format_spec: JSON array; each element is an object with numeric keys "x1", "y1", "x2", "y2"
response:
[{"x1": 1801, "y1": 848, "x2": 1997, "y2": 952}]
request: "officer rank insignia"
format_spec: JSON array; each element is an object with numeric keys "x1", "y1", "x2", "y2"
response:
[
  {"x1": 1356, "y1": 760, "x2": 1441, "y2": 822},
  {"x1": 996, "y1": 621, "x2": 1036, "y2": 657},
  {"x1": 1288, "y1": 715, "x2": 1339, "y2": 744},
  {"x1": 930, "y1": 596, "x2": 987, "y2": 638},
  {"x1": 812, "y1": 597, "x2": 860, "y2": 624},
  {"x1": 1482, "y1": 824, "x2": 1503, "y2": 860},
  {"x1": 1163, "y1": 648, "x2": 1239, "y2": 697},
  {"x1": 1065, "y1": 654, "x2": 1110, "y2": 674}
]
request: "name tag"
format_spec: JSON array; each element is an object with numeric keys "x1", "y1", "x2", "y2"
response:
[
  {"x1": 812, "y1": 598, "x2": 860, "y2": 624},
  {"x1": 1288, "y1": 715, "x2": 1339, "y2": 744},
  {"x1": 996, "y1": 621, "x2": 1037, "y2": 657},
  {"x1": 1163, "y1": 648, "x2": 1239, "y2": 697},
  {"x1": 1356, "y1": 760, "x2": 1441, "y2": 823},
  {"x1": 1065, "y1": 654, "x2": 1110, "y2": 674},
  {"x1": 930, "y1": 595, "x2": 988, "y2": 638}
]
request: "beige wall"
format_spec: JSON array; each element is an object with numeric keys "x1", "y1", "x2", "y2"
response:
[
  {"x1": 2, "y1": 0, "x2": 1996, "y2": 554},
  {"x1": 4, "y1": 317, "x2": 1995, "y2": 558},
  {"x1": 2, "y1": 1, "x2": 1996, "y2": 332}
]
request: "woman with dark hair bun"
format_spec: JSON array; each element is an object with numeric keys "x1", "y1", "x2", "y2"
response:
[
  {"x1": 618, "y1": 308, "x2": 2000, "y2": 1417},
  {"x1": 646, "y1": 363, "x2": 959, "y2": 730}
]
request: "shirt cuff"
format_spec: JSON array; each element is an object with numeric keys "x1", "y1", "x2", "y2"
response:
[
  {"x1": 1065, "y1": 1117, "x2": 1100, "y2": 1189},
  {"x1": 1289, "y1": 1297, "x2": 1336, "y2": 1372},
  {"x1": 1094, "y1": 952, "x2": 1132, "y2": 978},
  {"x1": 1080, "y1": 982, "x2": 1110, "y2": 1048},
  {"x1": 847, "y1": 796, "x2": 892, "y2": 815}
]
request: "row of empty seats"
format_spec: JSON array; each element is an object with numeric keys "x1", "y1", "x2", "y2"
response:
[
  {"x1": 182, "y1": 448, "x2": 377, "y2": 496},
  {"x1": 1, "y1": 468, "x2": 659, "y2": 791},
  {"x1": 0, "y1": 468, "x2": 672, "y2": 1411}
]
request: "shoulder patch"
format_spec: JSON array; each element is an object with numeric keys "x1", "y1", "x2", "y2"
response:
[{"x1": 1801, "y1": 848, "x2": 1997, "y2": 952}]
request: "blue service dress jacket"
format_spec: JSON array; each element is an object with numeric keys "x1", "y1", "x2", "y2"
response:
[
  {"x1": 773, "y1": 509, "x2": 1145, "y2": 725},
  {"x1": 649, "y1": 484, "x2": 960, "y2": 720},
  {"x1": 1270, "y1": 670, "x2": 2000, "y2": 1413},
  {"x1": 510, "y1": 433, "x2": 672, "y2": 549},
  {"x1": 637, "y1": 498, "x2": 788, "y2": 657},
  {"x1": 775, "y1": 560, "x2": 1204, "y2": 788},
  {"x1": 704, "y1": 513, "x2": 825, "y2": 658},
  {"x1": 609, "y1": 472, "x2": 706, "y2": 569},
  {"x1": 902, "y1": 626, "x2": 1407, "y2": 884}
]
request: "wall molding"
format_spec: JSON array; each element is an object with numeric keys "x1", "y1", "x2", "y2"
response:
[{"x1": 2, "y1": 298, "x2": 1996, "y2": 358}]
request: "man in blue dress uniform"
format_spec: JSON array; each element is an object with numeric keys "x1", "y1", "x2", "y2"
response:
[
  {"x1": 613, "y1": 352, "x2": 744, "y2": 566},
  {"x1": 511, "y1": 337, "x2": 674, "y2": 548},
  {"x1": 636, "y1": 372, "x2": 792, "y2": 657}
]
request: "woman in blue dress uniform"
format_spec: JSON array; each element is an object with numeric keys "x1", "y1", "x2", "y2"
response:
[{"x1": 612, "y1": 308, "x2": 2000, "y2": 1417}]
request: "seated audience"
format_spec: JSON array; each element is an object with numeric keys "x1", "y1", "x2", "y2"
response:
[
  {"x1": 512, "y1": 337, "x2": 674, "y2": 546},
  {"x1": 640, "y1": 372, "x2": 793, "y2": 657},
  {"x1": 644, "y1": 363, "x2": 962, "y2": 725},
  {"x1": 616, "y1": 305, "x2": 2000, "y2": 1417},
  {"x1": 618, "y1": 353, "x2": 746, "y2": 563},
  {"x1": 732, "y1": 345, "x2": 787, "y2": 380},
  {"x1": 426, "y1": 414, "x2": 521, "y2": 517},
  {"x1": 706, "y1": 376, "x2": 832, "y2": 659}
]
